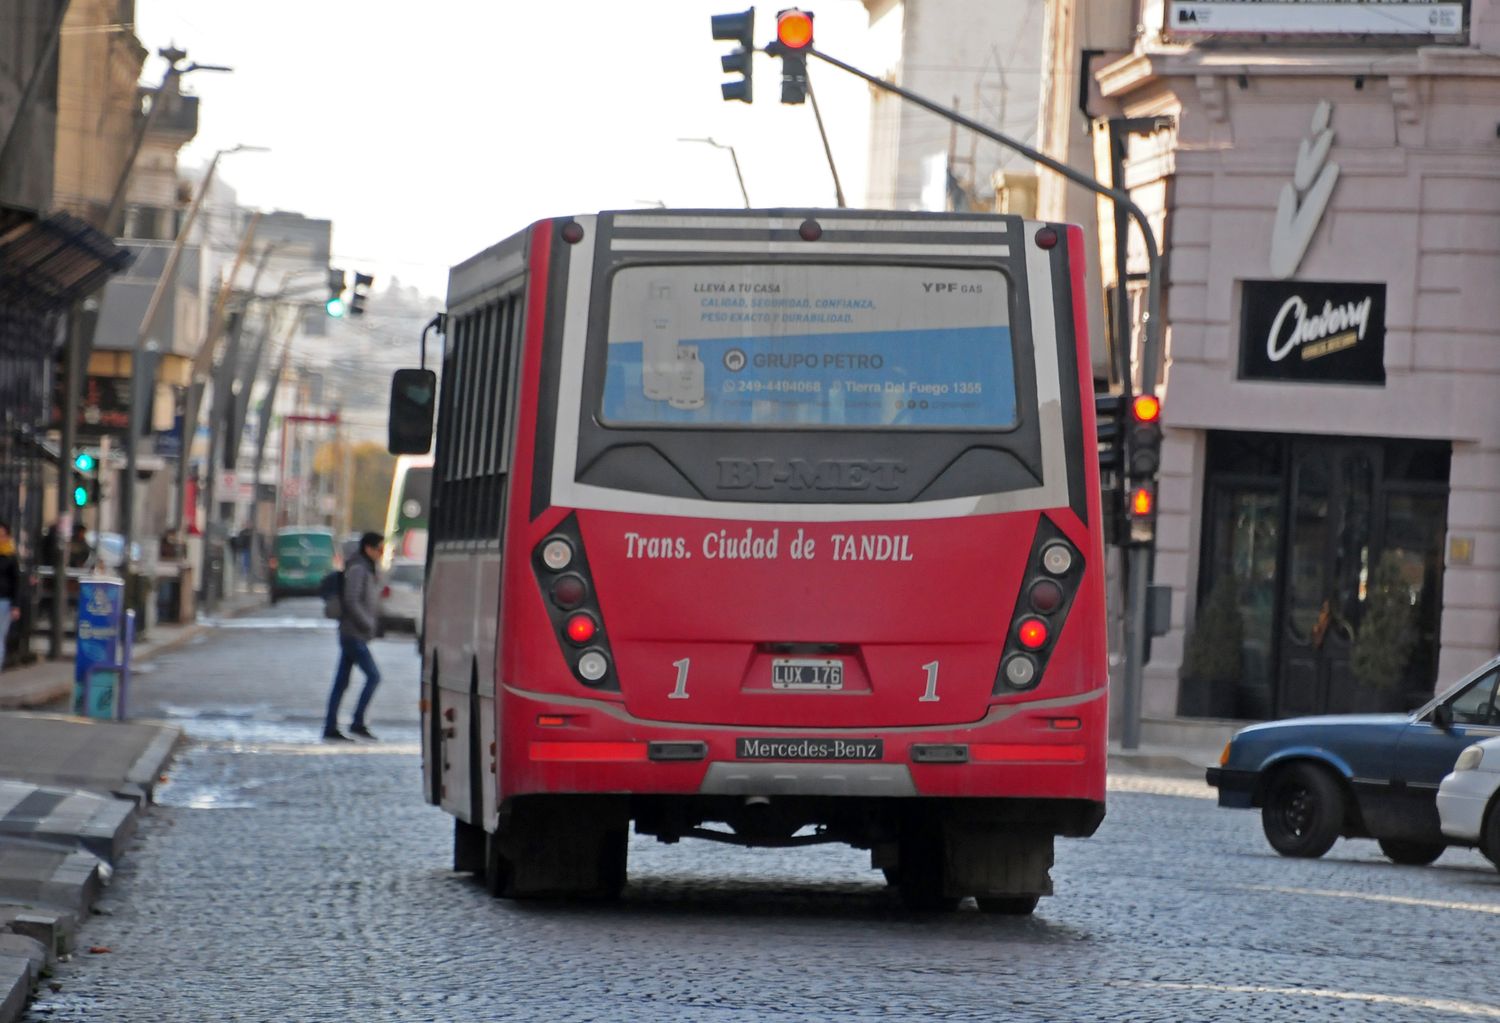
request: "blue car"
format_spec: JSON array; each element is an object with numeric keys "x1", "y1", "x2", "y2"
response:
[{"x1": 1207, "y1": 656, "x2": 1500, "y2": 864}]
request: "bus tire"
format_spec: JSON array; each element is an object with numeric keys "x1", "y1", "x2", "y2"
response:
[
  {"x1": 454, "y1": 817, "x2": 486, "y2": 875},
  {"x1": 483, "y1": 831, "x2": 513, "y2": 898},
  {"x1": 491, "y1": 798, "x2": 627, "y2": 900},
  {"x1": 895, "y1": 829, "x2": 958, "y2": 912},
  {"x1": 976, "y1": 895, "x2": 1040, "y2": 916}
]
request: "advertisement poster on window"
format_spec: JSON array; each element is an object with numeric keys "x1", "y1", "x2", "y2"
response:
[
  {"x1": 602, "y1": 264, "x2": 1018, "y2": 430},
  {"x1": 1239, "y1": 279, "x2": 1386, "y2": 385},
  {"x1": 1164, "y1": 1, "x2": 1466, "y2": 40}
]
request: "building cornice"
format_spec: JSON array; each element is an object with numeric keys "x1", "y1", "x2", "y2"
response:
[{"x1": 1097, "y1": 45, "x2": 1500, "y2": 100}]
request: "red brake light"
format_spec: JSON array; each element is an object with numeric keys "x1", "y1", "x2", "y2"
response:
[
  {"x1": 565, "y1": 613, "x2": 597, "y2": 644},
  {"x1": 1017, "y1": 618, "x2": 1049, "y2": 650},
  {"x1": 776, "y1": 9, "x2": 814, "y2": 49},
  {"x1": 1132, "y1": 394, "x2": 1161, "y2": 423}
]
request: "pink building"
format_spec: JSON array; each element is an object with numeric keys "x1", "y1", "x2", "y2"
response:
[{"x1": 1089, "y1": 1, "x2": 1496, "y2": 724}]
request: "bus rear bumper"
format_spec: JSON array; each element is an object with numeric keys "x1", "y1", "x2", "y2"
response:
[{"x1": 499, "y1": 685, "x2": 1107, "y2": 809}]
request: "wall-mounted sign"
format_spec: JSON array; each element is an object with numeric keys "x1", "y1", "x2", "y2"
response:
[
  {"x1": 1271, "y1": 101, "x2": 1339, "y2": 280},
  {"x1": 1165, "y1": 1, "x2": 1466, "y2": 40},
  {"x1": 1239, "y1": 280, "x2": 1386, "y2": 385}
]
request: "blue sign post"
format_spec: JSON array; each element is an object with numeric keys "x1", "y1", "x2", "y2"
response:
[{"x1": 74, "y1": 578, "x2": 124, "y2": 719}]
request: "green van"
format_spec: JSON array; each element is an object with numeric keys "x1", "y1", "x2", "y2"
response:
[{"x1": 270, "y1": 527, "x2": 338, "y2": 602}]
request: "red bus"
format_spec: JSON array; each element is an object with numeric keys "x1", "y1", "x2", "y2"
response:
[{"x1": 400, "y1": 209, "x2": 1106, "y2": 913}]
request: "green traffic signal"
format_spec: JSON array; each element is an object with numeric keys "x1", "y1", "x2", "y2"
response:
[
  {"x1": 73, "y1": 451, "x2": 95, "y2": 472},
  {"x1": 73, "y1": 484, "x2": 89, "y2": 507},
  {"x1": 326, "y1": 297, "x2": 346, "y2": 318}
]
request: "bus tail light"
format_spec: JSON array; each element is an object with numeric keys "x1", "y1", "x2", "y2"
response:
[
  {"x1": 994, "y1": 517, "x2": 1084, "y2": 694},
  {"x1": 534, "y1": 514, "x2": 618, "y2": 690},
  {"x1": 565, "y1": 613, "x2": 597, "y2": 644},
  {"x1": 1016, "y1": 618, "x2": 1048, "y2": 650}
]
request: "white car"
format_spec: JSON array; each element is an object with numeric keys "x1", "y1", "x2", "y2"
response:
[
  {"x1": 1437, "y1": 735, "x2": 1500, "y2": 870},
  {"x1": 377, "y1": 558, "x2": 424, "y2": 635}
]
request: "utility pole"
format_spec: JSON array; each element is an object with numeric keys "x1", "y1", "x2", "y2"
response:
[
  {"x1": 795, "y1": 42, "x2": 1166, "y2": 750},
  {"x1": 176, "y1": 213, "x2": 260, "y2": 539},
  {"x1": 119, "y1": 143, "x2": 264, "y2": 617}
]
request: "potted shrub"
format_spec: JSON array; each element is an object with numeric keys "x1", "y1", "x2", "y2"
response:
[{"x1": 1350, "y1": 550, "x2": 1417, "y2": 711}]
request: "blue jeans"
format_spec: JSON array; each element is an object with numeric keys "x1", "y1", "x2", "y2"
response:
[{"x1": 325, "y1": 633, "x2": 380, "y2": 734}]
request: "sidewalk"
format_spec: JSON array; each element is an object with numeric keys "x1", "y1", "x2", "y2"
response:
[
  {"x1": 0, "y1": 590, "x2": 262, "y2": 1022},
  {"x1": 0, "y1": 590, "x2": 266, "y2": 711}
]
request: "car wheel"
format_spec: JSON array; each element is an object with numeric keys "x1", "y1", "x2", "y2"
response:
[
  {"x1": 1377, "y1": 838, "x2": 1445, "y2": 866},
  {"x1": 1482, "y1": 800, "x2": 1500, "y2": 872},
  {"x1": 1261, "y1": 762, "x2": 1344, "y2": 858}
]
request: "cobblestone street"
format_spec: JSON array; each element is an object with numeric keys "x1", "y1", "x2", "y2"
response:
[{"x1": 22, "y1": 603, "x2": 1500, "y2": 1022}]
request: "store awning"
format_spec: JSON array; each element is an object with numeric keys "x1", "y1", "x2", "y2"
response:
[{"x1": 0, "y1": 206, "x2": 133, "y2": 314}]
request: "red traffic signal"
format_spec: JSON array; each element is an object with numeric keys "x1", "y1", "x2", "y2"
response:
[
  {"x1": 1131, "y1": 393, "x2": 1161, "y2": 423},
  {"x1": 776, "y1": 9, "x2": 814, "y2": 49}
]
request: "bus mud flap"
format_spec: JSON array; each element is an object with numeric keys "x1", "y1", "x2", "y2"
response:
[{"x1": 943, "y1": 826, "x2": 1054, "y2": 898}]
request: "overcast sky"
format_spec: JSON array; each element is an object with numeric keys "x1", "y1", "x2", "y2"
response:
[{"x1": 133, "y1": 1, "x2": 876, "y2": 301}]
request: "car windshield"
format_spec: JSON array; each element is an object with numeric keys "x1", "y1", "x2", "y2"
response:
[
  {"x1": 1449, "y1": 668, "x2": 1500, "y2": 726},
  {"x1": 276, "y1": 532, "x2": 334, "y2": 554}
]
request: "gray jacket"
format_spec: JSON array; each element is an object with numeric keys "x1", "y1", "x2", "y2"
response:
[{"x1": 340, "y1": 554, "x2": 379, "y2": 641}]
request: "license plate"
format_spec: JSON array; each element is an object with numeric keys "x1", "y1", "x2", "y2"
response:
[{"x1": 772, "y1": 658, "x2": 843, "y2": 691}]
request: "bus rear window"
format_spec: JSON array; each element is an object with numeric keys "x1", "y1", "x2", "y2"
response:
[{"x1": 601, "y1": 264, "x2": 1016, "y2": 430}]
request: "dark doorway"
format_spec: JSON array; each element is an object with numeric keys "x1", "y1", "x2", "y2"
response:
[{"x1": 1192, "y1": 432, "x2": 1449, "y2": 720}]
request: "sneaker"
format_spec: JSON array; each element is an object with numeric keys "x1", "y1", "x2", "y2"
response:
[
  {"x1": 323, "y1": 730, "x2": 353, "y2": 742},
  {"x1": 349, "y1": 725, "x2": 378, "y2": 740}
]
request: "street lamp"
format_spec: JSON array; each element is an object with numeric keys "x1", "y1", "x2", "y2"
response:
[{"x1": 677, "y1": 137, "x2": 751, "y2": 208}]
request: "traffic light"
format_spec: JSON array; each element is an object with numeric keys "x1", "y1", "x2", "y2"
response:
[
  {"x1": 326, "y1": 268, "x2": 347, "y2": 318},
  {"x1": 712, "y1": 8, "x2": 755, "y2": 104},
  {"x1": 769, "y1": 9, "x2": 814, "y2": 104},
  {"x1": 1127, "y1": 393, "x2": 1162, "y2": 478},
  {"x1": 349, "y1": 272, "x2": 374, "y2": 316},
  {"x1": 71, "y1": 450, "x2": 100, "y2": 508},
  {"x1": 1094, "y1": 392, "x2": 1127, "y2": 546}
]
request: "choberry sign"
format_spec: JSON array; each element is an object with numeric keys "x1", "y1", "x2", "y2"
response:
[{"x1": 1239, "y1": 280, "x2": 1386, "y2": 384}]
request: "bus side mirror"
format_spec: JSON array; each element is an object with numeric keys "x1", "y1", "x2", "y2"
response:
[{"x1": 389, "y1": 368, "x2": 436, "y2": 455}]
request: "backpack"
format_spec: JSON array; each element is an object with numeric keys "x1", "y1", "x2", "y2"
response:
[{"x1": 319, "y1": 569, "x2": 345, "y2": 620}]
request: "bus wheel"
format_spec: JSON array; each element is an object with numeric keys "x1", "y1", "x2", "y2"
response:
[
  {"x1": 483, "y1": 830, "x2": 513, "y2": 898},
  {"x1": 976, "y1": 895, "x2": 1040, "y2": 916},
  {"x1": 492, "y1": 798, "x2": 628, "y2": 900},
  {"x1": 454, "y1": 817, "x2": 486, "y2": 875},
  {"x1": 895, "y1": 830, "x2": 958, "y2": 912}
]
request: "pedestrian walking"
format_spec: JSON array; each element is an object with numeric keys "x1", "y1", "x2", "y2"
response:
[
  {"x1": 0, "y1": 522, "x2": 20, "y2": 671},
  {"x1": 234, "y1": 525, "x2": 252, "y2": 585},
  {"x1": 323, "y1": 531, "x2": 383, "y2": 741}
]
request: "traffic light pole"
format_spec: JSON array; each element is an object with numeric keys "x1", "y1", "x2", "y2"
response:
[{"x1": 804, "y1": 45, "x2": 1164, "y2": 748}]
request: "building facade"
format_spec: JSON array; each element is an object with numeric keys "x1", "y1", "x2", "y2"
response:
[
  {"x1": 862, "y1": 0, "x2": 1045, "y2": 212},
  {"x1": 1089, "y1": 0, "x2": 1500, "y2": 721}
]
